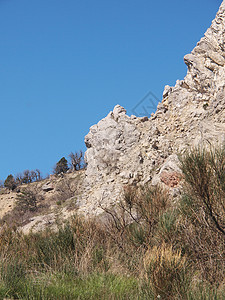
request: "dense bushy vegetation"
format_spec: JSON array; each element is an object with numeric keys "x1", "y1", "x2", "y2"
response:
[{"x1": 0, "y1": 146, "x2": 224, "y2": 299}]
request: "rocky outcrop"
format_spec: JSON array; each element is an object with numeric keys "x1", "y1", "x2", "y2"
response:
[
  {"x1": 84, "y1": 105, "x2": 141, "y2": 182},
  {"x1": 1, "y1": 2, "x2": 225, "y2": 234},
  {"x1": 79, "y1": 1, "x2": 225, "y2": 215},
  {"x1": 42, "y1": 181, "x2": 54, "y2": 192}
]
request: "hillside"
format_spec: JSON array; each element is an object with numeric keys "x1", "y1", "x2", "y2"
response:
[
  {"x1": 1, "y1": 0, "x2": 225, "y2": 232},
  {"x1": 0, "y1": 2, "x2": 224, "y2": 299}
]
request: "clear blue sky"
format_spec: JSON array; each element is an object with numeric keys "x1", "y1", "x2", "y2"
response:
[{"x1": 0, "y1": 0, "x2": 221, "y2": 180}]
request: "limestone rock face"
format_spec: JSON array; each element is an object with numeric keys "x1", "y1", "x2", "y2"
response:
[
  {"x1": 171, "y1": 0, "x2": 225, "y2": 105},
  {"x1": 80, "y1": 1, "x2": 225, "y2": 215},
  {"x1": 85, "y1": 105, "x2": 141, "y2": 181}
]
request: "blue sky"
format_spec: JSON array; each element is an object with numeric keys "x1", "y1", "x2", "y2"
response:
[{"x1": 0, "y1": 0, "x2": 221, "y2": 180}]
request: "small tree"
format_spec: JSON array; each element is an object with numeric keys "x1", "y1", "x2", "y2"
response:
[
  {"x1": 22, "y1": 170, "x2": 31, "y2": 184},
  {"x1": 16, "y1": 169, "x2": 42, "y2": 185},
  {"x1": 69, "y1": 150, "x2": 85, "y2": 171},
  {"x1": 15, "y1": 173, "x2": 23, "y2": 185},
  {"x1": 0, "y1": 180, "x2": 3, "y2": 190},
  {"x1": 16, "y1": 189, "x2": 38, "y2": 212},
  {"x1": 33, "y1": 169, "x2": 42, "y2": 181},
  {"x1": 54, "y1": 157, "x2": 69, "y2": 175},
  {"x1": 4, "y1": 174, "x2": 17, "y2": 190}
]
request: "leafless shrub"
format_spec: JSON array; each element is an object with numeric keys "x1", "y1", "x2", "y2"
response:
[
  {"x1": 55, "y1": 177, "x2": 77, "y2": 203},
  {"x1": 15, "y1": 169, "x2": 42, "y2": 185},
  {"x1": 69, "y1": 150, "x2": 85, "y2": 171},
  {"x1": 0, "y1": 180, "x2": 3, "y2": 189}
]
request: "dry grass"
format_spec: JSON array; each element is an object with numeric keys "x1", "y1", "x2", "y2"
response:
[
  {"x1": 143, "y1": 244, "x2": 188, "y2": 298},
  {"x1": 0, "y1": 146, "x2": 223, "y2": 298}
]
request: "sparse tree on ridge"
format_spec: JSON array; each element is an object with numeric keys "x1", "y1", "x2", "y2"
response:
[
  {"x1": 69, "y1": 150, "x2": 85, "y2": 171},
  {"x1": 53, "y1": 157, "x2": 69, "y2": 175},
  {"x1": 15, "y1": 169, "x2": 42, "y2": 185},
  {"x1": 4, "y1": 174, "x2": 17, "y2": 190},
  {"x1": 0, "y1": 180, "x2": 3, "y2": 189}
]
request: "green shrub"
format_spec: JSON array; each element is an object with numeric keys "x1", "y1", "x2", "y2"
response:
[
  {"x1": 16, "y1": 189, "x2": 38, "y2": 212},
  {"x1": 53, "y1": 157, "x2": 69, "y2": 175},
  {"x1": 157, "y1": 209, "x2": 178, "y2": 243},
  {"x1": 4, "y1": 174, "x2": 17, "y2": 190},
  {"x1": 179, "y1": 145, "x2": 225, "y2": 283},
  {"x1": 101, "y1": 185, "x2": 169, "y2": 252},
  {"x1": 179, "y1": 146, "x2": 225, "y2": 237}
]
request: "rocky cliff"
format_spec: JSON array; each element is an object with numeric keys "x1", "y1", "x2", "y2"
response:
[
  {"x1": 1, "y1": 2, "x2": 225, "y2": 234},
  {"x1": 80, "y1": 1, "x2": 225, "y2": 215}
]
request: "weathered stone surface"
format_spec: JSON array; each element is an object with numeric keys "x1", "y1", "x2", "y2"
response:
[
  {"x1": 42, "y1": 182, "x2": 54, "y2": 192},
  {"x1": 84, "y1": 105, "x2": 141, "y2": 181},
  {"x1": 78, "y1": 1, "x2": 225, "y2": 215},
  {"x1": 160, "y1": 172, "x2": 181, "y2": 188}
]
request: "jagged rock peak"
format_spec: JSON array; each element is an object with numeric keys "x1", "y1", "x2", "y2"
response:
[
  {"x1": 112, "y1": 105, "x2": 126, "y2": 118},
  {"x1": 164, "y1": 0, "x2": 225, "y2": 102}
]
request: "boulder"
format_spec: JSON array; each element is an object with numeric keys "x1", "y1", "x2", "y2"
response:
[{"x1": 42, "y1": 182, "x2": 54, "y2": 192}]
